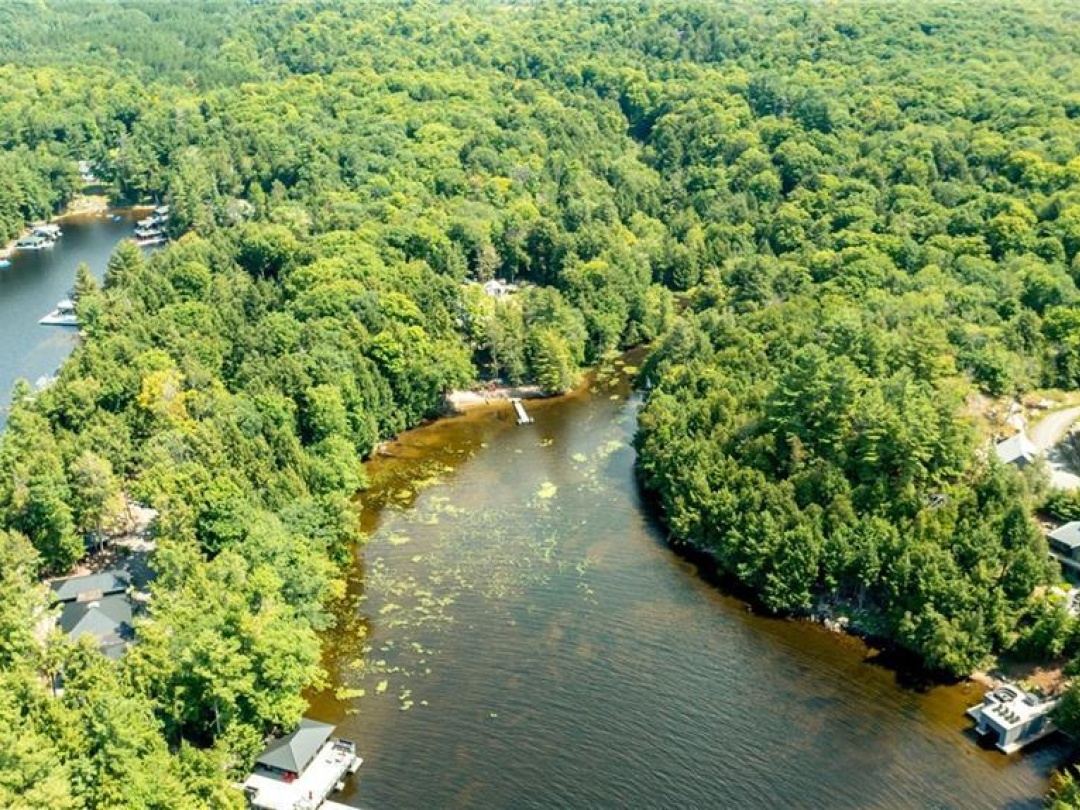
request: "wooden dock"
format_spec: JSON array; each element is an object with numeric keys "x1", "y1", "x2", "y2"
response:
[{"x1": 510, "y1": 397, "x2": 534, "y2": 425}]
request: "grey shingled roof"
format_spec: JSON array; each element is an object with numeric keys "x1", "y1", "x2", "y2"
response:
[
  {"x1": 57, "y1": 594, "x2": 133, "y2": 643},
  {"x1": 256, "y1": 718, "x2": 334, "y2": 775},
  {"x1": 50, "y1": 570, "x2": 129, "y2": 603},
  {"x1": 1050, "y1": 522, "x2": 1080, "y2": 550}
]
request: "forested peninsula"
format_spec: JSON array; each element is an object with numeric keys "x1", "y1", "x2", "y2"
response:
[{"x1": 1, "y1": 1, "x2": 1080, "y2": 807}]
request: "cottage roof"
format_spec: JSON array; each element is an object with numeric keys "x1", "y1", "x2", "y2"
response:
[
  {"x1": 995, "y1": 433, "x2": 1038, "y2": 465},
  {"x1": 50, "y1": 570, "x2": 130, "y2": 603},
  {"x1": 255, "y1": 718, "x2": 334, "y2": 775},
  {"x1": 1050, "y1": 522, "x2": 1080, "y2": 550},
  {"x1": 58, "y1": 594, "x2": 133, "y2": 643}
]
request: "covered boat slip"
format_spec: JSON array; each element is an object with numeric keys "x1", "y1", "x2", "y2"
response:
[
  {"x1": 966, "y1": 684, "x2": 1059, "y2": 754},
  {"x1": 243, "y1": 719, "x2": 361, "y2": 810}
]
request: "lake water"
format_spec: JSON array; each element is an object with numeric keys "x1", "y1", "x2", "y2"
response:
[
  {"x1": 311, "y1": 360, "x2": 1069, "y2": 810},
  {"x1": 0, "y1": 211, "x2": 137, "y2": 425}
]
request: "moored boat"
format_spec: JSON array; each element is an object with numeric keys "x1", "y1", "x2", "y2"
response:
[
  {"x1": 15, "y1": 233, "x2": 54, "y2": 251},
  {"x1": 31, "y1": 223, "x2": 62, "y2": 240},
  {"x1": 39, "y1": 299, "x2": 79, "y2": 327}
]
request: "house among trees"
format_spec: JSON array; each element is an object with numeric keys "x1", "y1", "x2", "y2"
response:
[
  {"x1": 482, "y1": 278, "x2": 517, "y2": 298},
  {"x1": 995, "y1": 432, "x2": 1038, "y2": 468},
  {"x1": 50, "y1": 571, "x2": 134, "y2": 658},
  {"x1": 1049, "y1": 522, "x2": 1080, "y2": 564},
  {"x1": 242, "y1": 718, "x2": 361, "y2": 810}
]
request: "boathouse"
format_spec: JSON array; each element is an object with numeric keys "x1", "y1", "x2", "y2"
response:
[
  {"x1": 966, "y1": 684, "x2": 1058, "y2": 753},
  {"x1": 243, "y1": 718, "x2": 361, "y2": 810}
]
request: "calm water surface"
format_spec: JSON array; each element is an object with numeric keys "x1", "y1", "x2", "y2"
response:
[
  {"x1": 0, "y1": 212, "x2": 137, "y2": 423},
  {"x1": 312, "y1": 362, "x2": 1069, "y2": 810}
]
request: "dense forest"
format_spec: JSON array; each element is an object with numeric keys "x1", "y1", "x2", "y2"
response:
[{"x1": 0, "y1": 0, "x2": 1080, "y2": 806}]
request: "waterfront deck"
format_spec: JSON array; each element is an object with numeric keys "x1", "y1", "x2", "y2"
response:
[
  {"x1": 510, "y1": 397, "x2": 534, "y2": 425},
  {"x1": 244, "y1": 740, "x2": 361, "y2": 810}
]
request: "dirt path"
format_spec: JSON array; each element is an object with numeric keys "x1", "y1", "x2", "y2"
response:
[
  {"x1": 1030, "y1": 405, "x2": 1080, "y2": 451},
  {"x1": 1030, "y1": 405, "x2": 1080, "y2": 490}
]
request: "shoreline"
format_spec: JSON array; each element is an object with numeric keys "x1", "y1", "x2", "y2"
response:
[
  {"x1": 444, "y1": 383, "x2": 547, "y2": 413},
  {"x1": 0, "y1": 194, "x2": 154, "y2": 259}
]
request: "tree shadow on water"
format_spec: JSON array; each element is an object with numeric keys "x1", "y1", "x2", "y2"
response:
[{"x1": 862, "y1": 645, "x2": 963, "y2": 692}]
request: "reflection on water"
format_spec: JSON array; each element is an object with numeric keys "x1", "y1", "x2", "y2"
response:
[{"x1": 312, "y1": 362, "x2": 1066, "y2": 809}]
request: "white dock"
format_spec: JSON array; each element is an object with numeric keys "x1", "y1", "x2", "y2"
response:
[{"x1": 510, "y1": 397, "x2": 534, "y2": 425}]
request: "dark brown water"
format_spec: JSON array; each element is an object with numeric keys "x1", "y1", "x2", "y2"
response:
[
  {"x1": 311, "y1": 361, "x2": 1069, "y2": 810},
  {"x1": 0, "y1": 211, "x2": 139, "y2": 424}
]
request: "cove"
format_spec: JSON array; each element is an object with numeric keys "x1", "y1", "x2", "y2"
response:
[
  {"x1": 0, "y1": 211, "x2": 140, "y2": 426},
  {"x1": 310, "y1": 360, "x2": 1069, "y2": 809}
]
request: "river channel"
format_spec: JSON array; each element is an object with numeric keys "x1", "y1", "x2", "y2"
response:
[{"x1": 310, "y1": 360, "x2": 1069, "y2": 810}]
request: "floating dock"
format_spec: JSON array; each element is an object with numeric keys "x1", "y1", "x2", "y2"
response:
[{"x1": 510, "y1": 397, "x2": 534, "y2": 425}]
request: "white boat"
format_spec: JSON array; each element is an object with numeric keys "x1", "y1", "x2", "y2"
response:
[
  {"x1": 15, "y1": 234, "x2": 54, "y2": 251},
  {"x1": 31, "y1": 223, "x2": 62, "y2": 239},
  {"x1": 134, "y1": 225, "x2": 163, "y2": 238},
  {"x1": 133, "y1": 235, "x2": 166, "y2": 247},
  {"x1": 39, "y1": 299, "x2": 79, "y2": 326}
]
